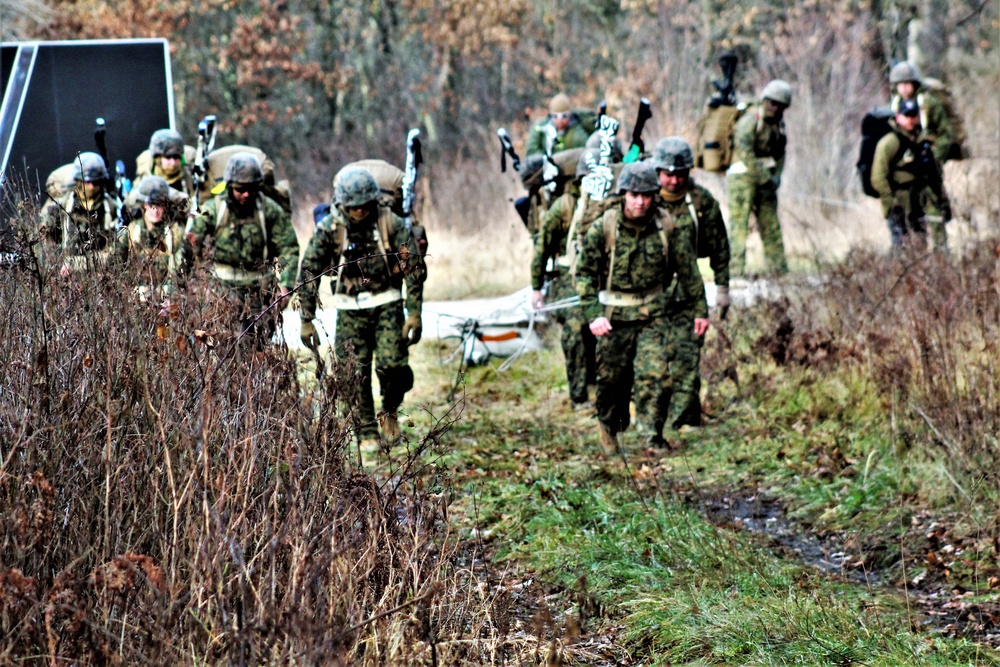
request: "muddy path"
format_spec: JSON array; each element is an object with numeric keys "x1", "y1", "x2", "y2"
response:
[{"x1": 683, "y1": 483, "x2": 1000, "y2": 650}]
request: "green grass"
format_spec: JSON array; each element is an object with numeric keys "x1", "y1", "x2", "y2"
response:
[{"x1": 403, "y1": 327, "x2": 1000, "y2": 666}]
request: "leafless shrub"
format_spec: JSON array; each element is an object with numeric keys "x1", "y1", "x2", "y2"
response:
[{"x1": 0, "y1": 200, "x2": 556, "y2": 664}]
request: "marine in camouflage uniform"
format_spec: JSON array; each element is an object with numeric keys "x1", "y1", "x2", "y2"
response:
[
  {"x1": 576, "y1": 162, "x2": 707, "y2": 450},
  {"x1": 122, "y1": 176, "x2": 188, "y2": 297},
  {"x1": 525, "y1": 94, "x2": 593, "y2": 157},
  {"x1": 870, "y1": 99, "x2": 946, "y2": 249},
  {"x1": 888, "y1": 61, "x2": 953, "y2": 249},
  {"x1": 285, "y1": 167, "x2": 426, "y2": 443},
  {"x1": 530, "y1": 149, "x2": 605, "y2": 408},
  {"x1": 183, "y1": 152, "x2": 297, "y2": 343},
  {"x1": 652, "y1": 137, "x2": 730, "y2": 429},
  {"x1": 727, "y1": 79, "x2": 791, "y2": 276},
  {"x1": 39, "y1": 152, "x2": 122, "y2": 275},
  {"x1": 130, "y1": 129, "x2": 195, "y2": 211}
]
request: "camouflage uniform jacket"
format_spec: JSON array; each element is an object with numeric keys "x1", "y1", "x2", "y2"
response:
[
  {"x1": 576, "y1": 203, "x2": 707, "y2": 324},
  {"x1": 124, "y1": 218, "x2": 185, "y2": 278},
  {"x1": 660, "y1": 183, "x2": 730, "y2": 293},
  {"x1": 891, "y1": 91, "x2": 954, "y2": 165},
  {"x1": 870, "y1": 121, "x2": 935, "y2": 214},
  {"x1": 287, "y1": 206, "x2": 426, "y2": 320},
  {"x1": 531, "y1": 189, "x2": 577, "y2": 290},
  {"x1": 730, "y1": 106, "x2": 787, "y2": 185},
  {"x1": 184, "y1": 191, "x2": 297, "y2": 279},
  {"x1": 40, "y1": 190, "x2": 122, "y2": 265},
  {"x1": 525, "y1": 117, "x2": 591, "y2": 157}
]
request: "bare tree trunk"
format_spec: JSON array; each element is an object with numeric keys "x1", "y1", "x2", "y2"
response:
[{"x1": 910, "y1": 0, "x2": 948, "y2": 79}]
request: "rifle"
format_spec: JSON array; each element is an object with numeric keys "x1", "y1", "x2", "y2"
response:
[
  {"x1": 93, "y1": 118, "x2": 130, "y2": 222},
  {"x1": 191, "y1": 114, "x2": 217, "y2": 211},
  {"x1": 401, "y1": 128, "x2": 428, "y2": 256},
  {"x1": 596, "y1": 100, "x2": 607, "y2": 128},
  {"x1": 401, "y1": 128, "x2": 423, "y2": 218},
  {"x1": 497, "y1": 128, "x2": 521, "y2": 173},
  {"x1": 709, "y1": 52, "x2": 739, "y2": 108},
  {"x1": 623, "y1": 98, "x2": 652, "y2": 164}
]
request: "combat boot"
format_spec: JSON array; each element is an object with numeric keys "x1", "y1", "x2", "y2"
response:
[
  {"x1": 379, "y1": 411, "x2": 401, "y2": 446},
  {"x1": 597, "y1": 423, "x2": 618, "y2": 455}
]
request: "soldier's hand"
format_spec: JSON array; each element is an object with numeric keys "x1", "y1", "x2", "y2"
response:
[
  {"x1": 402, "y1": 314, "x2": 422, "y2": 347},
  {"x1": 715, "y1": 285, "x2": 730, "y2": 321},
  {"x1": 589, "y1": 317, "x2": 613, "y2": 337},
  {"x1": 531, "y1": 290, "x2": 545, "y2": 310},
  {"x1": 694, "y1": 317, "x2": 710, "y2": 337},
  {"x1": 300, "y1": 319, "x2": 320, "y2": 349}
]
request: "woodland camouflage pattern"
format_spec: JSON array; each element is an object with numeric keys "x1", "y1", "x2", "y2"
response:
[
  {"x1": 532, "y1": 186, "x2": 596, "y2": 404},
  {"x1": 576, "y1": 202, "x2": 706, "y2": 442},
  {"x1": 288, "y1": 205, "x2": 427, "y2": 438},
  {"x1": 185, "y1": 189, "x2": 297, "y2": 340},
  {"x1": 727, "y1": 107, "x2": 788, "y2": 275},
  {"x1": 661, "y1": 182, "x2": 729, "y2": 428}
]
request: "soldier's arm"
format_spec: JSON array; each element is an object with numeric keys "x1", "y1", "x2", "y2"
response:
[
  {"x1": 182, "y1": 198, "x2": 217, "y2": 269},
  {"x1": 266, "y1": 198, "x2": 299, "y2": 286},
  {"x1": 530, "y1": 195, "x2": 568, "y2": 290},
  {"x1": 575, "y1": 220, "x2": 606, "y2": 323},
  {"x1": 732, "y1": 113, "x2": 767, "y2": 184},
  {"x1": 297, "y1": 218, "x2": 341, "y2": 320},
  {"x1": 525, "y1": 123, "x2": 545, "y2": 157},
  {"x1": 699, "y1": 194, "x2": 730, "y2": 288},
  {"x1": 669, "y1": 227, "x2": 708, "y2": 319},
  {"x1": 39, "y1": 200, "x2": 64, "y2": 244},
  {"x1": 925, "y1": 95, "x2": 954, "y2": 164},
  {"x1": 388, "y1": 215, "x2": 426, "y2": 314},
  {"x1": 870, "y1": 135, "x2": 898, "y2": 204}
]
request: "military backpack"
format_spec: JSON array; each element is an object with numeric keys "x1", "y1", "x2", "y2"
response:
[{"x1": 694, "y1": 102, "x2": 749, "y2": 172}]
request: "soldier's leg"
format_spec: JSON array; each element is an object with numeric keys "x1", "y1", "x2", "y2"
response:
[
  {"x1": 756, "y1": 186, "x2": 788, "y2": 275},
  {"x1": 594, "y1": 324, "x2": 638, "y2": 436},
  {"x1": 632, "y1": 319, "x2": 671, "y2": 446},
  {"x1": 886, "y1": 205, "x2": 907, "y2": 248},
  {"x1": 336, "y1": 309, "x2": 379, "y2": 438},
  {"x1": 665, "y1": 308, "x2": 704, "y2": 429},
  {"x1": 921, "y1": 185, "x2": 949, "y2": 251},
  {"x1": 552, "y1": 272, "x2": 590, "y2": 404},
  {"x1": 373, "y1": 301, "x2": 412, "y2": 414},
  {"x1": 726, "y1": 174, "x2": 754, "y2": 277}
]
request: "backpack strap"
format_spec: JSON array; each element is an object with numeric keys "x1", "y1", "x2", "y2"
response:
[
  {"x1": 560, "y1": 192, "x2": 588, "y2": 273},
  {"x1": 601, "y1": 208, "x2": 617, "y2": 293},
  {"x1": 215, "y1": 196, "x2": 269, "y2": 261},
  {"x1": 685, "y1": 191, "x2": 699, "y2": 235}
]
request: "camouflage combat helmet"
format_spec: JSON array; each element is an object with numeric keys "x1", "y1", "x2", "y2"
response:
[
  {"x1": 760, "y1": 79, "x2": 793, "y2": 106},
  {"x1": 73, "y1": 152, "x2": 109, "y2": 182},
  {"x1": 651, "y1": 136, "x2": 694, "y2": 173},
  {"x1": 616, "y1": 161, "x2": 659, "y2": 195},
  {"x1": 889, "y1": 61, "x2": 922, "y2": 86},
  {"x1": 576, "y1": 147, "x2": 602, "y2": 178},
  {"x1": 223, "y1": 152, "x2": 264, "y2": 185},
  {"x1": 135, "y1": 176, "x2": 172, "y2": 205},
  {"x1": 149, "y1": 129, "x2": 184, "y2": 157},
  {"x1": 585, "y1": 132, "x2": 624, "y2": 163},
  {"x1": 519, "y1": 154, "x2": 548, "y2": 190},
  {"x1": 334, "y1": 166, "x2": 380, "y2": 207}
]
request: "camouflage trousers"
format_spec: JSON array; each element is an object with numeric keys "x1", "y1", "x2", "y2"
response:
[
  {"x1": 727, "y1": 174, "x2": 787, "y2": 276},
  {"x1": 336, "y1": 300, "x2": 413, "y2": 438},
  {"x1": 217, "y1": 276, "x2": 281, "y2": 348},
  {"x1": 663, "y1": 304, "x2": 704, "y2": 429},
  {"x1": 594, "y1": 317, "x2": 671, "y2": 444},
  {"x1": 548, "y1": 270, "x2": 596, "y2": 404},
  {"x1": 883, "y1": 184, "x2": 949, "y2": 251}
]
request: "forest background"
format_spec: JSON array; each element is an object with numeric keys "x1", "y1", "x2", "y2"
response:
[{"x1": 4, "y1": 0, "x2": 999, "y2": 286}]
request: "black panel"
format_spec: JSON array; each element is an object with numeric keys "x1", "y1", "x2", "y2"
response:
[
  {"x1": 3, "y1": 41, "x2": 172, "y2": 204},
  {"x1": 1, "y1": 46, "x2": 17, "y2": 101}
]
